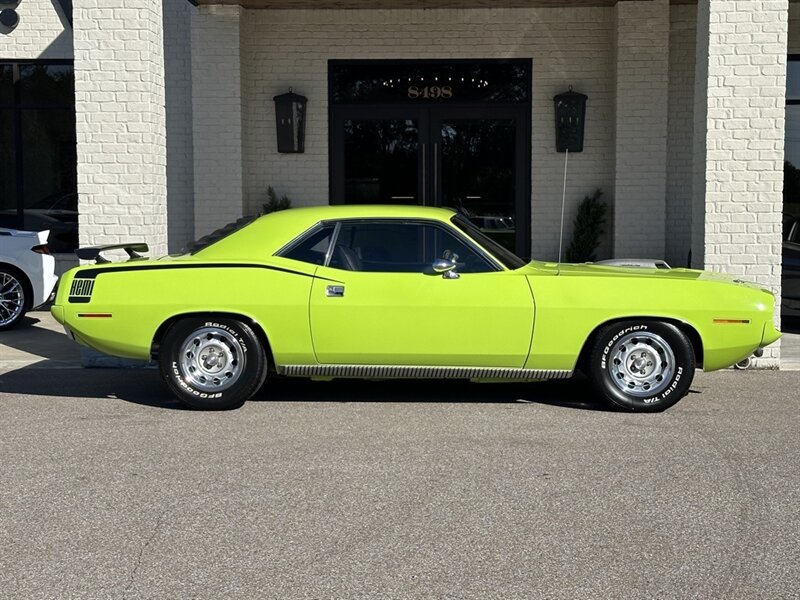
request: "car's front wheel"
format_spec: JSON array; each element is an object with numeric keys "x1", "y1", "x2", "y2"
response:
[
  {"x1": 159, "y1": 317, "x2": 267, "y2": 410},
  {"x1": 588, "y1": 320, "x2": 695, "y2": 412},
  {"x1": 0, "y1": 267, "x2": 29, "y2": 331}
]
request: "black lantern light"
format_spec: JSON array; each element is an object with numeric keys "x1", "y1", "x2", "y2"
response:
[
  {"x1": 273, "y1": 88, "x2": 307, "y2": 154},
  {"x1": 553, "y1": 86, "x2": 587, "y2": 153},
  {"x1": 0, "y1": 0, "x2": 21, "y2": 33}
]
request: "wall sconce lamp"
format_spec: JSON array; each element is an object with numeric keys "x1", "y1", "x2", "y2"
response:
[{"x1": 274, "y1": 88, "x2": 308, "y2": 154}]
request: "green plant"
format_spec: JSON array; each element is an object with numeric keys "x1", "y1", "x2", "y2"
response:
[
  {"x1": 565, "y1": 189, "x2": 607, "y2": 263},
  {"x1": 262, "y1": 186, "x2": 292, "y2": 214}
]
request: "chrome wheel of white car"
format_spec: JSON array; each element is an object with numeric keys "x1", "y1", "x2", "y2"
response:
[
  {"x1": 159, "y1": 317, "x2": 268, "y2": 410},
  {"x1": 0, "y1": 268, "x2": 27, "y2": 330}
]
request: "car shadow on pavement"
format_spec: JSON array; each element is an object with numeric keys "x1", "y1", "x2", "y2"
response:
[
  {"x1": 0, "y1": 364, "x2": 612, "y2": 411},
  {"x1": 0, "y1": 313, "x2": 82, "y2": 367}
]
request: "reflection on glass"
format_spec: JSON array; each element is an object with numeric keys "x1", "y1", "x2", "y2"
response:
[
  {"x1": 788, "y1": 61, "x2": 800, "y2": 101},
  {"x1": 21, "y1": 109, "x2": 78, "y2": 252},
  {"x1": 0, "y1": 65, "x2": 12, "y2": 106},
  {"x1": 19, "y1": 64, "x2": 75, "y2": 106},
  {"x1": 332, "y1": 62, "x2": 529, "y2": 105},
  {"x1": 344, "y1": 119, "x2": 418, "y2": 204},
  {"x1": 440, "y1": 118, "x2": 516, "y2": 251},
  {"x1": 0, "y1": 109, "x2": 15, "y2": 225},
  {"x1": 785, "y1": 105, "x2": 800, "y2": 217}
]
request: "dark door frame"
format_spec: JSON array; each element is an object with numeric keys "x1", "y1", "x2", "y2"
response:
[{"x1": 328, "y1": 59, "x2": 532, "y2": 259}]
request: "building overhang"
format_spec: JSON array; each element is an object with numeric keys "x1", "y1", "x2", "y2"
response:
[
  {"x1": 188, "y1": 0, "x2": 655, "y2": 7},
  {"x1": 187, "y1": 0, "x2": 800, "y2": 7}
]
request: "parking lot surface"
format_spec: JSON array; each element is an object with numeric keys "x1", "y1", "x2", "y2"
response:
[{"x1": 1, "y1": 353, "x2": 799, "y2": 599}]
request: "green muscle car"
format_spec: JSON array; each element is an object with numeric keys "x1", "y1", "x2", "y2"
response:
[{"x1": 52, "y1": 205, "x2": 781, "y2": 412}]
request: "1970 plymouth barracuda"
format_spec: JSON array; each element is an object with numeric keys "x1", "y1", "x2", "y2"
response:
[{"x1": 52, "y1": 205, "x2": 781, "y2": 412}]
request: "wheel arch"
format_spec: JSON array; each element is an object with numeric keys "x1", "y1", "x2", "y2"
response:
[
  {"x1": 575, "y1": 316, "x2": 704, "y2": 374},
  {"x1": 0, "y1": 261, "x2": 33, "y2": 310},
  {"x1": 150, "y1": 311, "x2": 277, "y2": 371}
]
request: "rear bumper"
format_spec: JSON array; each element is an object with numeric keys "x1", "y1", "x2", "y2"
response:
[{"x1": 31, "y1": 256, "x2": 58, "y2": 309}]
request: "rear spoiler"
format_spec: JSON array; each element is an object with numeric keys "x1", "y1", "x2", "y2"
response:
[{"x1": 75, "y1": 243, "x2": 149, "y2": 264}]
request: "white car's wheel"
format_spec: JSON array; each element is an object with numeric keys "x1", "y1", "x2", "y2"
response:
[{"x1": 0, "y1": 267, "x2": 28, "y2": 331}]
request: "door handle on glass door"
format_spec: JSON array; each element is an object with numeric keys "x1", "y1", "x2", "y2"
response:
[
  {"x1": 433, "y1": 143, "x2": 439, "y2": 205},
  {"x1": 421, "y1": 142, "x2": 426, "y2": 205}
]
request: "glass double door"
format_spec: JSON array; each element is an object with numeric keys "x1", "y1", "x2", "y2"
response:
[{"x1": 331, "y1": 105, "x2": 529, "y2": 256}]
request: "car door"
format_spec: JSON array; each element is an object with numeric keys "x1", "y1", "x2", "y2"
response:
[{"x1": 309, "y1": 219, "x2": 534, "y2": 367}]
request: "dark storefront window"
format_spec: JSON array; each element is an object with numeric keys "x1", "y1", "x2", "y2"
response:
[
  {"x1": 329, "y1": 59, "x2": 531, "y2": 258},
  {"x1": 0, "y1": 61, "x2": 77, "y2": 253},
  {"x1": 785, "y1": 57, "x2": 800, "y2": 218}
]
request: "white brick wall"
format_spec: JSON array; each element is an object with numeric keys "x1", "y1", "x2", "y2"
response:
[
  {"x1": 240, "y1": 7, "x2": 616, "y2": 260},
  {"x1": 666, "y1": 4, "x2": 697, "y2": 268},
  {"x1": 191, "y1": 5, "x2": 244, "y2": 239},
  {"x1": 73, "y1": 1, "x2": 168, "y2": 257},
  {"x1": 0, "y1": 0, "x2": 72, "y2": 59},
  {"x1": 695, "y1": 0, "x2": 788, "y2": 366},
  {"x1": 164, "y1": 0, "x2": 195, "y2": 253},
  {"x1": 613, "y1": 0, "x2": 670, "y2": 259}
]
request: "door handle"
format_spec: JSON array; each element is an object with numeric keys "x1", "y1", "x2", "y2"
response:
[
  {"x1": 326, "y1": 285, "x2": 345, "y2": 297},
  {"x1": 421, "y1": 142, "x2": 426, "y2": 205},
  {"x1": 433, "y1": 142, "x2": 439, "y2": 205}
]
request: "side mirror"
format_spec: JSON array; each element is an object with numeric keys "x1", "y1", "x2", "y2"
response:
[{"x1": 432, "y1": 258, "x2": 460, "y2": 279}]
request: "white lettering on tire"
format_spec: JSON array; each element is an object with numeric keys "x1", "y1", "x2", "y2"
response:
[
  {"x1": 172, "y1": 361, "x2": 222, "y2": 399},
  {"x1": 204, "y1": 321, "x2": 248, "y2": 353},
  {"x1": 600, "y1": 325, "x2": 648, "y2": 370}
]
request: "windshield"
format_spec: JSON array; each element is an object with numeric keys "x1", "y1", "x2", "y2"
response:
[{"x1": 451, "y1": 214, "x2": 527, "y2": 270}]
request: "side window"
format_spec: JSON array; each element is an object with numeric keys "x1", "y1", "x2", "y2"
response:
[
  {"x1": 280, "y1": 224, "x2": 335, "y2": 266},
  {"x1": 329, "y1": 221, "x2": 496, "y2": 273}
]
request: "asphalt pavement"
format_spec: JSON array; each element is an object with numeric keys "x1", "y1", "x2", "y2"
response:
[{"x1": 1, "y1": 315, "x2": 800, "y2": 598}]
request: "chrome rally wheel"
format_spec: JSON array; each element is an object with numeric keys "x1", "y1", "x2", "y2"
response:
[
  {"x1": 607, "y1": 331, "x2": 675, "y2": 398},
  {"x1": 0, "y1": 268, "x2": 27, "y2": 330},
  {"x1": 159, "y1": 318, "x2": 268, "y2": 410},
  {"x1": 179, "y1": 326, "x2": 245, "y2": 393},
  {"x1": 589, "y1": 320, "x2": 695, "y2": 412}
]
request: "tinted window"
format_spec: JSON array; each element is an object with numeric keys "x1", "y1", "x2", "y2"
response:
[
  {"x1": 329, "y1": 220, "x2": 496, "y2": 274},
  {"x1": 331, "y1": 61, "x2": 530, "y2": 104},
  {"x1": 281, "y1": 224, "x2": 335, "y2": 265}
]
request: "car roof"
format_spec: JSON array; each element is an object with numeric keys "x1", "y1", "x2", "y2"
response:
[
  {"x1": 192, "y1": 204, "x2": 459, "y2": 260},
  {"x1": 264, "y1": 204, "x2": 457, "y2": 221}
]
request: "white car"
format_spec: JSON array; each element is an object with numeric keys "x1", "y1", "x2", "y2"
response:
[{"x1": 0, "y1": 229, "x2": 59, "y2": 330}]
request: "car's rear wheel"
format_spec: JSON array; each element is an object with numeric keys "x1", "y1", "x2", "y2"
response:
[
  {"x1": 588, "y1": 320, "x2": 695, "y2": 412},
  {"x1": 159, "y1": 317, "x2": 267, "y2": 410},
  {"x1": 0, "y1": 267, "x2": 28, "y2": 331}
]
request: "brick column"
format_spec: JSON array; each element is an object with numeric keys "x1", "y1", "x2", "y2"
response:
[
  {"x1": 694, "y1": 0, "x2": 788, "y2": 366},
  {"x1": 191, "y1": 5, "x2": 244, "y2": 239},
  {"x1": 613, "y1": 0, "x2": 670, "y2": 259},
  {"x1": 73, "y1": 1, "x2": 168, "y2": 257}
]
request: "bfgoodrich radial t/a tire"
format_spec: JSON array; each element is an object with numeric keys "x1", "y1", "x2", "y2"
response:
[
  {"x1": 588, "y1": 320, "x2": 695, "y2": 412},
  {"x1": 159, "y1": 317, "x2": 267, "y2": 410}
]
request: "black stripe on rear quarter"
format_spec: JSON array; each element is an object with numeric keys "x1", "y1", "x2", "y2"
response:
[{"x1": 75, "y1": 263, "x2": 342, "y2": 282}]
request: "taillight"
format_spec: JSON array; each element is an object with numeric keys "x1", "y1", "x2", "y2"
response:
[{"x1": 31, "y1": 244, "x2": 51, "y2": 255}]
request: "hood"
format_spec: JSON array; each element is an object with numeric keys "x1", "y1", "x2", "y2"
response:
[{"x1": 524, "y1": 259, "x2": 771, "y2": 293}]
